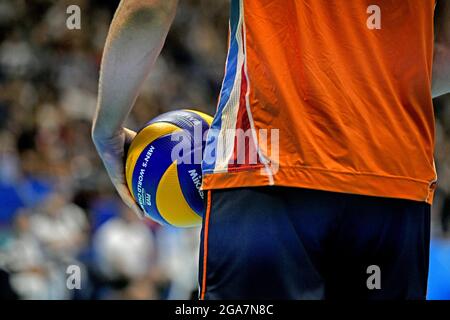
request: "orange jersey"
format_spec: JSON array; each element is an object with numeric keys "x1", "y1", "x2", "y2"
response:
[{"x1": 202, "y1": 0, "x2": 437, "y2": 204}]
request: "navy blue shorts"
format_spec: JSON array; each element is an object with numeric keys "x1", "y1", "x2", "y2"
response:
[{"x1": 199, "y1": 187, "x2": 430, "y2": 300}]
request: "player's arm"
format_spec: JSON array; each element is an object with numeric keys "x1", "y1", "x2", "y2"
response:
[
  {"x1": 432, "y1": 0, "x2": 450, "y2": 98},
  {"x1": 92, "y1": 0, "x2": 178, "y2": 217}
]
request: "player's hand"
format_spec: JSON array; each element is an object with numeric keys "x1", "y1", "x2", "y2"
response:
[{"x1": 92, "y1": 127, "x2": 145, "y2": 219}]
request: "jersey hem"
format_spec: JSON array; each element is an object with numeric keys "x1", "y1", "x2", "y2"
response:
[{"x1": 201, "y1": 166, "x2": 436, "y2": 205}]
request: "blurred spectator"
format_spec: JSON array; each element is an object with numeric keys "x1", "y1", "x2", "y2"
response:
[
  {"x1": 155, "y1": 227, "x2": 201, "y2": 300},
  {"x1": 3, "y1": 210, "x2": 48, "y2": 299},
  {"x1": 93, "y1": 205, "x2": 156, "y2": 299},
  {"x1": 31, "y1": 192, "x2": 88, "y2": 261}
]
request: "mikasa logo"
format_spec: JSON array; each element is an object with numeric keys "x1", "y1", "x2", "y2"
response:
[{"x1": 189, "y1": 169, "x2": 204, "y2": 199}]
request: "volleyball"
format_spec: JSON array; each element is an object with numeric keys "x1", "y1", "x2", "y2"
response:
[{"x1": 125, "y1": 109, "x2": 213, "y2": 227}]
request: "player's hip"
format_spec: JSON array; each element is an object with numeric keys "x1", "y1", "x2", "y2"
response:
[{"x1": 198, "y1": 187, "x2": 430, "y2": 300}]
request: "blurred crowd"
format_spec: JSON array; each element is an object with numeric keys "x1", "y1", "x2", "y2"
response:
[
  {"x1": 0, "y1": 0, "x2": 448, "y2": 300},
  {"x1": 0, "y1": 0, "x2": 227, "y2": 299}
]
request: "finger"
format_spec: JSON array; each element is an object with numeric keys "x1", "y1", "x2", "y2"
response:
[
  {"x1": 124, "y1": 128, "x2": 137, "y2": 142},
  {"x1": 102, "y1": 161, "x2": 143, "y2": 218},
  {"x1": 115, "y1": 182, "x2": 146, "y2": 219},
  {"x1": 123, "y1": 129, "x2": 137, "y2": 165}
]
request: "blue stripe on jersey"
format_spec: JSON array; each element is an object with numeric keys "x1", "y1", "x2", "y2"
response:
[{"x1": 202, "y1": 0, "x2": 241, "y2": 173}]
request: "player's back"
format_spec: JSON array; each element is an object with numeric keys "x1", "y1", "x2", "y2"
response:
[{"x1": 202, "y1": 0, "x2": 437, "y2": 204}]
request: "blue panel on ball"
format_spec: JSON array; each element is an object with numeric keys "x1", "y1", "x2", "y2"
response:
[
  {"x1": 131, "y1": 134, "x2": 177, "y2": 225},
  {"x1": 176, "y1": 160, "x2": 205, "y2": 217}
]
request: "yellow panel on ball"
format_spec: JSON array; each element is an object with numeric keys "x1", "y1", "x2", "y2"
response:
[
  {"x1": 156, "y1": 161, "x2": 203, "y2": 227},
  {"x1": 125, "y1": 122, "x2": 181, "y2": 199}
]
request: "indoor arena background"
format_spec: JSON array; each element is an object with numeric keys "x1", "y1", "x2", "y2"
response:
[{"x1": 0, "y1": 0, "x2": 449, "y2": 300}]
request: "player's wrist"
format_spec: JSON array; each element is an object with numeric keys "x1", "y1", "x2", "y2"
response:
[{"x1": 91, "y1": 124, "x2": 124, "y2": 151}]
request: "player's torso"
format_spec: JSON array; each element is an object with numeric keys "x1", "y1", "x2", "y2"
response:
[{"x1": 202, "y1": 0, "x2": 437, "y2": 204}]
